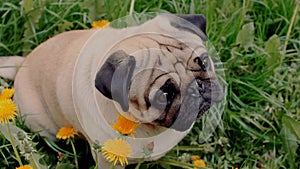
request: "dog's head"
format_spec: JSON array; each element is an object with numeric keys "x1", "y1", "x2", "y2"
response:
[{"x1": 95, "y1": 14, "x2": 224, "y2": 131}]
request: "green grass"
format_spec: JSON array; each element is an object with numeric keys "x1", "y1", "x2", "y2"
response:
[{"x1": 1, "y1": 0, "x2": 300, "y2": 168}]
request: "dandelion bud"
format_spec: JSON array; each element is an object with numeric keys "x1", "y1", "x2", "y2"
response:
[
  {"x1": 17, "y1": 131, "x2": 26, "y2": 141},
  {"x1": 178, "y1": 153, "x2": 191, "y2": 162},
  {"x1": 92, "y1": 140, "x2": 101, "y2": 151}
]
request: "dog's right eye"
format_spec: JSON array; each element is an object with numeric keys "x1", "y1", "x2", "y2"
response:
[{"x1": 194, "y1": 53, "x2": 210, "y2": 71}]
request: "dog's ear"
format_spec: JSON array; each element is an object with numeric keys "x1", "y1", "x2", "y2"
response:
[
  {"x1": 95, "y1": 50, "x2": 136, "y2": 111},
  {"x1": 171, "y1": 14, "x2": 208, "y2": 41}
]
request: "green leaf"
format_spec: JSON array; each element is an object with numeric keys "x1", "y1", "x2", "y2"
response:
[
  {"x1": 80, "y1": 0, "x2": 106, "y2": 21},
  {"x1": 20, "y1": 0, "x2": 45, "y2": 55},
  {"x1": 280, "y1": 115, "x2": 300, "y2": 169},
  {"x1": 31, "y1": 153, "x2": 48, "y2": 169},
  {"x1": 20, "y1": 0, "x2": 34, "y2": 13},
  {"x1": 265, "y1": 34, "x2": 281, "y2": 67},
  {"x1": 236, "y1": 22, "x2": 255, "y2": 51},
  {"x1": 58, "y1": 21, "x2": 74, "y2": 32},
  {"x1": 43, "y1": 137, "x2": 74, "y2": 156},
  {"x1": 282, "y1": 115, "x2": 300, "y2": 140}
]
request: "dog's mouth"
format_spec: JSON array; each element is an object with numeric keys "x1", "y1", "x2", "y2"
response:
[{"x1": 197, "y1": 102, "x2": 212, "y2": 118}]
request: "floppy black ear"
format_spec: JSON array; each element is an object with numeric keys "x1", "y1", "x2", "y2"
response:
[
  {"x1": 95, "y1": 50, "x2": 136, "y2": 111},
  {"x1": 171, "y1": 14, "x2": 208, "y2": 41}
]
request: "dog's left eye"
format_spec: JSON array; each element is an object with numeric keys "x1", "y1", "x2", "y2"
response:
[
  {"x1": 150, "y1": 79, "x2": 179, "y2": 110},
  {"x1": 152, "y1": 90, "x2": 168, "y2": 109}
]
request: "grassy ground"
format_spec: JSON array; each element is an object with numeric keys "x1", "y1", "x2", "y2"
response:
[{"x1": 0, "y1": 0, "x2": 299, "y2": 168}]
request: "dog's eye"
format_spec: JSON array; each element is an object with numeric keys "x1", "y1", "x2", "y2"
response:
[
  {"x1": 150, "y1": 79, "x2": 179, "y2": 110},
  {"x1": 194, "y1": 53, "x2": 210, "y2": 71},
  {"x1": 152, "y1": 90, "x2": 168, "y2": 109}
]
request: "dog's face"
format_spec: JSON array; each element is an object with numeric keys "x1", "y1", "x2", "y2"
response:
[{"x1": 95, "y1": 14, "x2": 224, "y2": 131}]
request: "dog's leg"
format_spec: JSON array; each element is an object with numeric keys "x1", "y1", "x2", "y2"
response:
[{"x1": 0, "y1": 56, "x2": 25, "y2": 80}]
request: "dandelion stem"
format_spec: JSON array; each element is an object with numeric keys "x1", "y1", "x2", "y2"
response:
[
  {"x1": 134, "y1": 159, "x2": 143, "y2": 169},
  {"x1": 7, "y1": 123, "x2": 23, "y2": 166},
  {"x1": 129, "y1": 0, "x2": 135, "y2": 15},
  {"x1": 94, "y1": 150, "x2": 99, "y2": 169},
  {"x1": 109, "y1": 163, "x2": 115, "y2": 169},
  {"x1": 70, "y1": 139, "x2": 79, "y2": 169},
  {"x1": 29, "y1": 156, "x2": 38, "y2": 169},
  {"x1": 174, "y1": 142, "x2": 220, "y2": 151},
  {"x1": 156, "y1": 159, "x2": 197, "y2": 168},
  {"x1": 283, "y1": 0, "x2": 299, "y2": 55}
]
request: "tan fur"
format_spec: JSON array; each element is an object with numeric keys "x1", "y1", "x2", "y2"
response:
[
  {"x1": 14, "y1": 30, "x2": 97, "y2": 138},
  {"x1": 0, "y1": 56, "x2": 24, "y2": 80}
]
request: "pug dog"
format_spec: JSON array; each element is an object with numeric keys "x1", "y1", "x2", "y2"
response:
[
  {"x1": 94, "y1": 14, "x2": 224, "y2": 131},
  {"x1": 0, "y1": 14, "x2": 224, "y2": 167}
]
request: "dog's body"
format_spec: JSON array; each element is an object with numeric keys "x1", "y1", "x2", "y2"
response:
[
  {"x1": 0, "y1": 14, "x2": 223, "y2": 167},
  {"x1": 14, "y1": 30, "x2": 95, "y2": 138},
  {"x1": 13, "y1": 30, "x2": 91, "y2": 136}
]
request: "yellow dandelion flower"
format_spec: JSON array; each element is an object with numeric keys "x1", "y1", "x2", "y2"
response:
[
  {"x1": 92, "y1": 20, "x2": 110, "y2": 29},
  {"x1": 56, "y1": 126, "x2": 77, "y2": 140},
  {"x1": 16, "y1": 165, "x2": 33, "y2": 169},
  {"x1": 0, "y1": 88, "x2": 14, "y2": 99},
  {"x1": 101, "y1": 138, "x2": 131, "y2": 166},
  {"x1": 191, "y1": 155, "x2": 200, "y2": 161},
  {"x1": 193, "y1": 159, "x2": 206, "y2": 168},
  {"x1": 0, "y1": 99, "x2": 18, "y2": 124},
  {"x1": 112, "y1": 113, "x2": 140, "y2": 137}
]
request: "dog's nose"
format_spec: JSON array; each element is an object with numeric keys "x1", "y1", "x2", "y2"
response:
[
  {"x1": 186, "y1": 79, "x2": 202, "y2": 98},
  {"x1": 186, "y1": 79, "x2": 209, "y2": 98}
]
